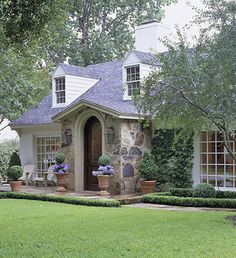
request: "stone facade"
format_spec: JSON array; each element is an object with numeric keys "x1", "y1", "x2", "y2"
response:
[
  {"x1": 60, "y1": 109, "x2": 152, "y2": 194},
  {"x1": 120, "y1": 120, "x2": 152, "y2": 194}
]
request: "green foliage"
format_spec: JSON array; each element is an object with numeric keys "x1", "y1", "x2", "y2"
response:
[
  {"x1": 0, "y1": 139, "x2": 19, "y2": 177},
  {"x1": 169, "y1": 131, "x2": 193, "y2": 188},
  {"x1": 151, "y1": 129, "x2": 175, "y2": 185},
  {"x1": 135, "y1": 0, "x2": 236, "y2": 161},
  {"x1": 151, "y1": 129, "x2": 193, "y2": 188},
  {"x1": 138, "y1": 152, "x2": 157, "y2": 181},
  {"x1": 193, "y1": 183, "x2": 216, "y2": 198},
  {"x1": 8, "y1": 151, "x2": 21, "y2": 168},
  {"x1": 98, "y1": 155, "x2": 112, "y2": 166},
  {"x1": 6, "y1": 165, "x2": 23, "y2": 181},
  {"x1": 46, "y1": 0, "x2": 175, "y2": 66},
  {"x1": 216, "y1": 191, "x2": 236, "y2": 199},
  {"x1": 0, "y1": 192, "x2": 120, "y2": 207},
  {"x1": 55, "y1": 153, "x2": 65, "y2": 164},
  {"x1": 144, "y1": 193, "x2": 236, "y2": 208},
  {"x1": 170, "y1": 188, "x2": 193, "y2": 197}
]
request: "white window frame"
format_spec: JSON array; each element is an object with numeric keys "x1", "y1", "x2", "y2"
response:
[
  {"x1": 200, "y1": 130, "x2": 236, "y2": 188},
  {"x1": 55, "y1": 77, "x2": 66, "y2": 104},
  {"x1": 123, "y1": 65, "x2": 140, "y2": 99},
  {"x1": 36, "y1": 136, "x2": 61, "y2": 172}
]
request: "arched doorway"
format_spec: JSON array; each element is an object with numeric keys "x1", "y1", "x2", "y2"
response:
[{"x1": 84, "y1": 116, "x2": 102, "y2": 190}]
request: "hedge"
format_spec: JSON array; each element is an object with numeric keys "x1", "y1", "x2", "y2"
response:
[
  {"x1": 170, "y1": 188, "x2": 236, "y2": 199},
  {"x1": 143, "y1": 194, "x2": 236, "y2": 208},
  {"x1": 170, "y1": 188, "x2": 193, "y2": 197},
  {"x1": 0, "y1": 192, "x2": 120, "y2": 207}
]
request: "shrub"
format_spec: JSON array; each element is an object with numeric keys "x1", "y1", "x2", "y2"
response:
[
  {"x1": 170, "y1": 188, "x2": 193, "y2": 197},
  {"x1": 55, "y1": 152, "x2": 65, "y2": 164},
  {"x1": 143, "y1": 194, "x2": 236, "y2": 208},
  {"x1": 8, "y1": 151, "x2": 21, "y2": 168},
  {"x1": 138, "y1": 152, "x2": 157, "y2": 181},
  {"x1": 0, "y1": 192, "x2": 120, "y2": 207},
  {"x1": 216, "y1": 191, "x2": 236, "y2": 199},
  {"x1": 193, "y1": 183, "x2": 216, "y2": 198},
  {"x1": 6, "y1": 165, "x2": 23, "y2": 181},
  {"x1": 0, "y1": 139, "x2": 19, "y2": 177},
  {"x1": 98, "y1": 155, "x2": 112, "y2": 165}
]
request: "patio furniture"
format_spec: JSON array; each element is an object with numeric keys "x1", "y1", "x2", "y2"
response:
[
  {"x1": 33, "y1": 166, "x2": 56, "y2": 187},
  {"x1": 18, "y1": 164, "x2": 35, "y2": 186}
]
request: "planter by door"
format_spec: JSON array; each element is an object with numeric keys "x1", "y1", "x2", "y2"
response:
[
  {"x1": 55, "y1": 173, "x2": 69, "y2": 192},
  {"x1": 9, "y1": 181, "x2": 22, "y2": 192},
  {"x1": 140, "y1": 180, "x2": 156, "y2": 194},
  {"x1": 97, "y1": 175, "x2": 112, "y2": 195}
]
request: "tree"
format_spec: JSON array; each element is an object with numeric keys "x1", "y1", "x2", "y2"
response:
[
  {"x1": 0, "y1": 0, "x2": 67, "y2": 129},
  {"x1": 44, "y1": 0, "x2": 175, "y2": 66},
  {"x1": 136, "y1": 0, "x2": 236, "y2": 160}
]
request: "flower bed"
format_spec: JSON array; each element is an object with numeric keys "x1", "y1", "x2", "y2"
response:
[{"x1": 0, "y1": 192, "x2": 120, "y2": 207}]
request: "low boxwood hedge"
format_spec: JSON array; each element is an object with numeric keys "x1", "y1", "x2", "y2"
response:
[
  {"x1": 143, "y1": 194, "x2": 236, "y2": 208},
  {"x1": 0, "y1": 192, "x2": 120, "y2": 207},
  {"x1": 170, "y1": 188, "x2": 236, "y2": 199},
  {"x1": 170, "y1": 188, "x2": 193, "y2": 197}
]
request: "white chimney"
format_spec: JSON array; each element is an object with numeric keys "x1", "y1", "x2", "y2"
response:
[{"x1": 135, "y1": 20, "x2": 169, "y2": 53}]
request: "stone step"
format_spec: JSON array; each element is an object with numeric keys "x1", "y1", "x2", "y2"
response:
[{"x1": 114, "y1": 195, "x2": 143, "y2": 205}]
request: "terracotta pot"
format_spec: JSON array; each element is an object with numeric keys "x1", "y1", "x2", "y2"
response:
[
  {"x1": 9, "y1": 181, "x2": 22, "y2": 192},
  {"x1": 55, "y1": 173, "x2": 69, "y2": 192},
  {"x1": 97, "y1": 175, "x2": 112, "y2": 196},
  {"x1": 140, "y1": 180, "x2": 156, "y2": 194}
]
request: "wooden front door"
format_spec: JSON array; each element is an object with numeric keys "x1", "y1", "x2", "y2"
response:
[{"x1": 84, "y1": 116, "x2": 102, "y2": 190}]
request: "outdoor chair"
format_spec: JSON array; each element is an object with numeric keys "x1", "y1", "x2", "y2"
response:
[
  {"x1": 18, "y1": 164, "x2": 35, "y2": 186},
  {"x1": 33, "y1": 166, "x2": 56, "y2": 187}
]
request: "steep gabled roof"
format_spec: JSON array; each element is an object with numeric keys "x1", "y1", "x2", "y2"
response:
[{"x1": 11, "y1": 50, "x2": 161, "y2": 126}]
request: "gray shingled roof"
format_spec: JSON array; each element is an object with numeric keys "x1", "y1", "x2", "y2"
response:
[
  {"x1": 11, "y1": 95, "x2": 64, "y2": 126},
  {"x1": 11, "y1": 50, "x2": 160, "y2": 126}
]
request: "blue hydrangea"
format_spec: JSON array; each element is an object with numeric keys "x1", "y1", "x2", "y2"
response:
[
  {"x1": 53, "y1": 163, "x2": 69, "y2": 174},
  {"x1": 92, "y1": 164, "x2": 114, "y2": 176}
]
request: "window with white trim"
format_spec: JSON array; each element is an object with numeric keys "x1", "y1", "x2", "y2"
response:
[
  {"x1": 36, "y1": 136, "x2": 61, "y2": 172},
  {"x1": 55, "y1": 77, "x2": 65, "y2": 104},
  {"x1": 126, "y1": 65, "x2": 140, "y2": 96},
  {"x1": 200, "y1": 131, "x2": 236, "y2": 188}
]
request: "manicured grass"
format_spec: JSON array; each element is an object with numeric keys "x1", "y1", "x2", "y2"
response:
[{"x1": 0, "y1": 200, "x2": 236, "y2": 258}]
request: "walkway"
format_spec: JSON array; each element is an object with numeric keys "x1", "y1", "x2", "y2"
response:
[{"x1": 126, "y1": 203, "x2": 236, "y2": 212}]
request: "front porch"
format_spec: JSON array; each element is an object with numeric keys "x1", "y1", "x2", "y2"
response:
[{"x1": 0, "y1": 184, "x2": 143, "y2": 204}]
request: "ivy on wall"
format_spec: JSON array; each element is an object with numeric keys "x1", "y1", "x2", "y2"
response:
[{"x1": 151, "y1": 129, "x2": 194, "y2": 188}]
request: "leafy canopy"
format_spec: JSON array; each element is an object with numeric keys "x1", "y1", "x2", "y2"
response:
[{"x1": 136, "y1": 0, "x2": 236, "y2": 158}]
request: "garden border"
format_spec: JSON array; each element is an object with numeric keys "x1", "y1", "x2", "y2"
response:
[
  {"x1": 0, "y1": 192, "x2": 120, "y2": 207},
  {"x1": 143, "y1": 194, "x2": 236, "y2": 208}
]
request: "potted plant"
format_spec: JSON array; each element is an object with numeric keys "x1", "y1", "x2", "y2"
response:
[
  {"x1": 138, "y1": 152, "x2": 157, "y2": 194},
  {"x1": 6, "y1": 165, "x2": 23, "y2": 192},
  {"x1": 53, "y1": 153, "x2": 69, "y2": 192},
  {"x1": 92, "y1": 155, "x2": 114, "y2": 195}
]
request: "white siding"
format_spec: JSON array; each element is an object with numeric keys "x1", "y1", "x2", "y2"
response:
[
  {"x1": 19, "y1": 125, "x2": 61, "y2": 168},
  {"x1": 123, "y1": 55, "x2": 156, "y2": 100},
  {"x1": 52, "y1": 65, "x2": 99, "y2": 108},
  {"x1": 65, "y1": 75, "x2": 99, "y2": 105}
]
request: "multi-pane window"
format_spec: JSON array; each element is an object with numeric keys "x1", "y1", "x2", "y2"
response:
[
  {"x1": 55, "y1": 77, "x2": 65, "y2": 104},
  {"x1": 200, "y1": 131, "x2": 236, "y2": 188},
  {"x1": 126, "y1": 66, "x2": 140, "y2": 96},
  {"x1": 36, "y1": 136, "x2": 61, "y2": 172}
]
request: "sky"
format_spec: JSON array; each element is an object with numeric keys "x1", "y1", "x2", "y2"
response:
[
  {"x1": 162, "y1": 0, "x2": 204, "y2": 44},
  {"x1": 0, "y1": 0, "x2": 205, "y2": 142}
]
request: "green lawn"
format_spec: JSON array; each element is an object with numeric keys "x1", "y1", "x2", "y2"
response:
[{"x1": 0, "y1": 200, "x2": 236, "y2": 258}]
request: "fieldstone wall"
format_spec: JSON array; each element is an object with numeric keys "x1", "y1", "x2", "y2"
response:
[
  {"x1": 104, "y1": 115, "x2": 122, "y2": 194},
  {"x1": 120, "y1": 120, "x2": 152, "y2": 194},
  {"x1": 60, "y1": 118, "x2": 75, "y2": 191}
]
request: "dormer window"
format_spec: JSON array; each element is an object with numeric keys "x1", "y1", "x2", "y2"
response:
[
  {"x1": 126, "y1": 65, "x2": 140, "y2": 96},
  {"x1": 55, "y1": 77, "x2": 65, "y2": 104}
]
